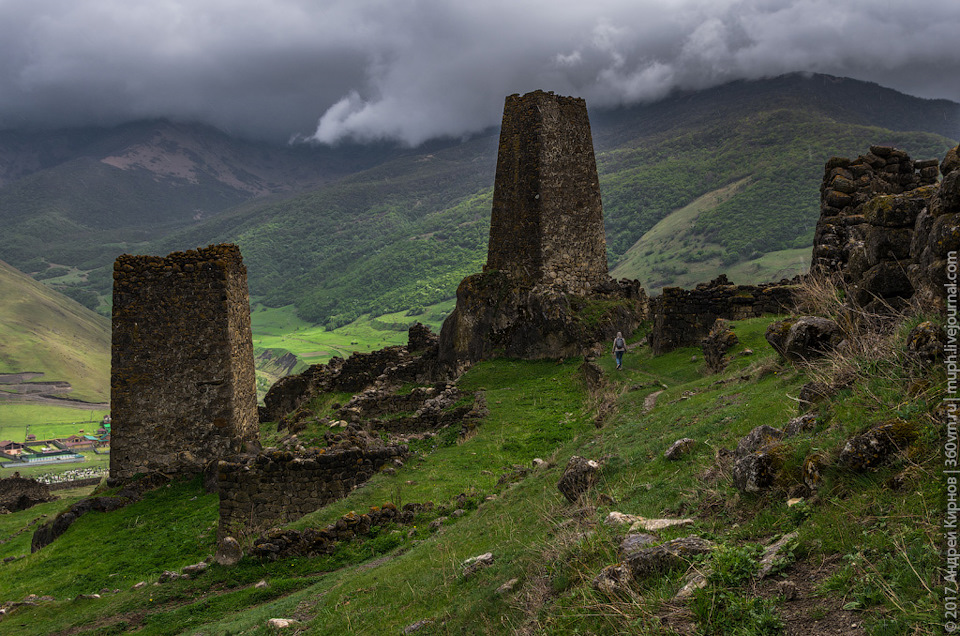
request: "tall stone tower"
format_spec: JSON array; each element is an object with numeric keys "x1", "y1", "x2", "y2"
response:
[
  {"x1": 485, "y1": 90, "x2": 608, "y2": 292},
  {"x1": 110, "y1": 244, "x2": 259, "y2": 479},
  {"x1": 437, "y1": 91, "x2": 646, "y2": 366}
]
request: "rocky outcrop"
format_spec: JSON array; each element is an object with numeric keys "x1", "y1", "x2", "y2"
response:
[
  {"x1": 593, "y1": 536, "x2": 715, "y2": 595},
  {"x1": 664, "y1": 438, "x2": 697, "y2": 460},
  {"x1": 702, "y1": 318, "x2": 738, "y2": 373},
  {"x1": 765, "y1": 316, "x2": 844, "y2": 363},
  {"x1": 812, "y1": 144, "x2": 960, "y2": 312},
  {"x1": 261, "y1": 323, "x2": 446, "y2": 426},
  {"x1": 557, "y1": 455, "x2": 600, "y2": 503}
]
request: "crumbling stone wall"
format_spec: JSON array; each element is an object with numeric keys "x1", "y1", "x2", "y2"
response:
[
  {"x1": 111, "y1": 244, "x2": 259, "y2": 479},
  {"x1": 217, "y1": 429, "x2": 406, "y2": 541},
  {"x1": 0, "y1": 475, "x2": 55, "y2": 512},
  {"x1": 261, "y1": 324, "x2": 442, "y2": 426},
  {"x1": 650, "y1": 275, "x2": 797, "y2": 355},
  {"x1": 811, "y1": 145, "x2": 948, "y2": 311},
  {"x1": 486, "y1": 90, "x2": 608, "y2": 293}
]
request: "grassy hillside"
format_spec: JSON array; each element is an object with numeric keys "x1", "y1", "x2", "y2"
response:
[
  {"x1": 139, "y1": 75, "x2": 956, "y2": 326},
  {"x1": 0, "y1": 291, "x2": 943, "y2": 634},
  {"x1": 1, "y1": 74, "x2": 953, "y2": 325},
  {"x1": 0, "y1": 259, "x2": 109, "y2": 403}
]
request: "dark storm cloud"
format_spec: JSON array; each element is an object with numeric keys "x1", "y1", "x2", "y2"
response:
[{"x1": 1, "y1": 0, "x2": 958, "y2": 144}]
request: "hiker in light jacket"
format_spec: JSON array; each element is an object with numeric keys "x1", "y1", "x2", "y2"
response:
[{"x1": 613, "y1": 331, "x2": 627, "y2": 370}]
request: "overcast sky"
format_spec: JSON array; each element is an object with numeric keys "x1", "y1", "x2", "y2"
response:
[{"x1": 1, "y1": 0, "x2": 958, "y2": 145}]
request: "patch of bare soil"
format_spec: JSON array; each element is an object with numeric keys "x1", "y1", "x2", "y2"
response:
[
  {"x1": 749, "y1": 557, "x2": 866, "y2": 635},
  {"x1": 656, "y1": 556, "x2": 868, "y2": 636}
]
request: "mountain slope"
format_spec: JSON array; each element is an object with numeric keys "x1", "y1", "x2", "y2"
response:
[
  {"x1": 0, "y1": 73, "x2": 957, "y2": 324},
  {"x1": 0, "y1": 120, "x2": 417, "y2": 298},
  {"x1": 0, "y1": 259, "x2": 109, "y2": 403},
  {"x1": 147, "y1": 73, "x2": 958, "y2": 322}
]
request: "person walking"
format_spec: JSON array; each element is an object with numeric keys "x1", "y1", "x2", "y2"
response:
[{"x1": 612, "y1": 331, "x2": 627, "y2": 370}]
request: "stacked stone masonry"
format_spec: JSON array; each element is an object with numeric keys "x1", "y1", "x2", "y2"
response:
[
  {"x1": 261, "y1": 324, "x2": 443, "y2": 426},
  {"x1": 439, "y1": 91, "x2": 647, "y2": 366},
  {"x1": 812, "y1": 144, "x2": 960, "y2": 311},
  {"x1": 217, "y1": 434, "x2": 406, "y2": 541},
  {"x1": 110, "y1": 244, "x2": 259, "y2": 479},
  {"x1": 485, "y1": 90, "x2": 608, "y2": 294},
  {"x1": 651, "y1": 275, "x2": 798, "y2": 355}
]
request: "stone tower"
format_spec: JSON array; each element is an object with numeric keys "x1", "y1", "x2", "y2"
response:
[
  {"x1": 110, "y1": 244, "x2": 259, "y2": 479},
  {"x1": 437, "y1": 91, "x2": 646, "y2": 366},
  {"x1": 485, "y1": 90, "x2": 608, "y2": 292}
]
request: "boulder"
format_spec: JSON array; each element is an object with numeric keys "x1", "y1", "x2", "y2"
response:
[
  {"x1": 735, "y1": 425, "x2": 786, "y2": 459},
  {"x1": 495, "y1": 578, "x2": 520, "y2": 595},
  {"x1": 906, "y1": 321, "x2": 946, "y2": 364},
  {"x1": 629, "y1": 517, "x2": 695, "y2": 533},
  {"x1": 462, "y1": 552, "x2": 495, "y2": 578},
  {"x1": 215, "y1": 536, "x2": 243, "y2": 566},
  {"x1": 764, "y1": 319, "x2": 794, "y2": 358},
  {"x1": 942, "y1": 145, "x2": 960, "y2": 177},
  {"x1": 619, "y1": 533, "x2": 659, "y2": 557},
  {"x1": 182, "y1": 562, "x2": 208, "y2": 577},
  {"x1": 624, "y1": 536, "x2": 715, "y2": 579},
  {"x1": 557, "y1": 456, "x2": 599, "y2": 503},
  {"x1": 267, "y1": 618, "x2": 300, "y2": 630},
  {"x1": 592, "y1": 563, "x2": 635, "y2": 597},
  {"x1": 664, "y1": 438, "x2": 697, "y2": 460},
  {"x1": 781, "y1": 317, "x2": 844, "y2": 362},
  {"x1": 784, "y1": 414, "x2": 817, "y2": 437},
  {"x1": 757, "y1": 532, "x2": 799, "y2": 579},
  {"x1": 840, "y1": 420, "x2": 918, "y2": 470},
  {"x1": 853, "y1": 262, "x2": 914, "y2": 307},
  {"x1": 732, "y1": 449, "x2": 783, "y2": 493}
]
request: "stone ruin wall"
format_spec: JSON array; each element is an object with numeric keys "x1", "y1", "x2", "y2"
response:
[
  {"x1": 650, "y1": 277, "x2": 798, "y2": 355},
  {"x1": 485, "y1": 90, "x2": 608, "y2": 294},
  {"x1": 812, "y1": 144, "x2": 960, "y2": 311},
  {"x1": 217, "y1": 437, "x2": 406, "y2": 541},
  {"x1": 110, "y1": 244, "x2": 259, "y2": 480},
  {"x1": 650, "y1": 143, "x2": 960, "y2": 355}
]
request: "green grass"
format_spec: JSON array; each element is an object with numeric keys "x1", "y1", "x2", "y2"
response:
[
  {"x1": 0, "y1": 405, "x2": 108, "y2": 438},
  {"x1": 0, "y1": 309, "x2": 946, "y2": 634},
  {"x1": 251, "y1": 299, "x2": 454, "y2": 368},
  {"x1": 0, "y1": 260, "x2": 110, "y2": 403},
  {"x1": 610, "y1": 180, "x2": 810, "y2": 293}
]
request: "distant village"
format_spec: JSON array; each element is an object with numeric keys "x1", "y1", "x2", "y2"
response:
[{"x1": 0, "y1": 415, "x2": 110, "y2": 470}]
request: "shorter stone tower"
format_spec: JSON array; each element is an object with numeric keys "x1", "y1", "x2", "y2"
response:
[
  {"x1": 486, "y1": 90, "x2": 608, "y2": 292},
  {"x1": 110, "y1": 244, "x2": 259, "y2": 479}
]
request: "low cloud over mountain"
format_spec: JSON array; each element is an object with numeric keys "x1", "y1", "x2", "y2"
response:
[{"x1": 1, "y1": 0, "x2": 958, "y2": 145}]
